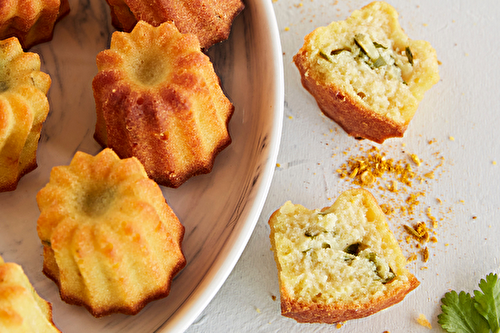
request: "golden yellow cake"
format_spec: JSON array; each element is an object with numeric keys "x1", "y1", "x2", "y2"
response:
[
  {"x1": 268, "y1": 188, "x2": 419, "y2": 324},
  {"x1": 0, "y1": 255, "x2": 61, "y2": 332},
  {"x1": 93, "y1": 21, "x2": 234, "y2": 188},
  {"x1": 293, "y1": 1, "x2": 440, "y2": 143},
  {"x1": 36, "y1": 148, "x2": 186, "y2": 317},
  {"x1": 0, "y1": 37, "x2": 51, "y2": 192},
  {"x1": 104, "y1": 0, "x2": 244, "y2": 50},
  {"x1": 0, "y1": 0, "x2": 70, "y2": 50}
]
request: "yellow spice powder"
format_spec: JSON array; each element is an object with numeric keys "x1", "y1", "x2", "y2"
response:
[{"x1": 336, "y1": 143, "x2": 447, "y2": 263}]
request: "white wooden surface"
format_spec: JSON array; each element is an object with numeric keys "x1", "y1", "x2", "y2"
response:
[{"x1": 185, "y1": 0, "x2": 500, "y2": 332}]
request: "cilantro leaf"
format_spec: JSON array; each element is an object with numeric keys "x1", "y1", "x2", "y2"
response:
[
  {"x1": 438, "y1": 290, "x2": 490, "y2": 333},
  {"x1": 474, "y1": 273, "x2": 500, "y2": 333}
]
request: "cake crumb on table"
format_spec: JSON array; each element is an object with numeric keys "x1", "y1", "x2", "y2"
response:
[
  {"x1": 416, "y1": 313, "x2": 432, "y2": 328},
  {"x1": 335, "y1": 140, "x2": 451, "y2": 263}
]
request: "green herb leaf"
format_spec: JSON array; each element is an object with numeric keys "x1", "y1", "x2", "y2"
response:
[
  {"x1": 405, "y1": 46, "x2": 414, "y2": 65},
  {"x1": 354, "y1": 33, "x2": 380, "y2": 61},
  {"x1": 373, "y1": 41, "x2": 387, "y2": 49},
  {"x1": 304, "y1": 230, "x2": 317, "y2": 238},
  {"x1": 438, "y1": 290, "x2": 490, "y2": 333},
  {"x1": 331, "y1": 48, "x2": 351, "y2": 55},
  {"x1": 474, "y1": 273, "x2": 500, "y2": 333},
  {"x1": 319, "y1": 50, "x2": 330, "y2": 61},
  {"x1": 344, "y1": 243, "x2": 361, "y2": 256},
  {"x1": 305, "y1": 228, "x2": 326, "y2": 238},
  {"x1": 373, "y1": 56, "x2": 387, "y2": 68}
]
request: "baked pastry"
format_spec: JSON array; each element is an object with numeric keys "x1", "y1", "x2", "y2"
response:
[
  {"x1": 0, "y1": 0, "x2": 70, "y2": 50},
  {"x1": 293, "y1": 1, "x2": 440, "y2": 143},
  {"x1": 36, "y1": 148, "x2": 186, "y2": 317},
  {"x1": 0, "y1": 37, "x2": 51, "y2": 192},
  {"x1": 104, "y1": 0, "x2": 244, "y2": 50},
  {"x1": 0, "y1": 255, "x2": 61, "y2": 332},
  {"x1": 268, "y1": 188, "x2": 419, "y2": 324},
  {"x1": 93, "y1": 21, "x2": 234, "y2": 188}
]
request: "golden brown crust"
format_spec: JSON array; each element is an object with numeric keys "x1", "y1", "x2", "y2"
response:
[
  {"x1": 36, "y1": 149, "x2": 186, "y2": 317},
  {"x1": 93, "y1": 21, "x2": 234, "y2": 188},
  {"x1": 280, "y1": 272, "x2": 419, "y2": 323},
  {"x1": 293, "y1": 1, "x2": 439, "y2": 144},
  {"x1": 268, "y1": 188, "x2": 420, "y2": 324},
  {"x1": 0, "y1": 0, "x2": 70, "y2": 50},
  {"x1": 105, "y1": 0, "x2": 244, "y2": 50},
  {"x1": 42, "y1": 234, "x2": 187, "y2": 317},
  {"x1": 294, "y1": 55, "x2": 406, "y2": 144},
  {"x1": 0, "y1": 37, "x2": 51, "y2": 192},
  {"x1": 0, "y1": 257, "x2": 61, "y2": 332}
]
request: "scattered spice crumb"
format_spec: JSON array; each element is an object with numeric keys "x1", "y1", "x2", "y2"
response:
[
  {"x1": 423, "y1": 171, "x2": 434, "y2": 179},
  {"x1": 276, "y1": 163, "x2": 281, "y2": 168},
  {"x1": 337, "y1": 146, "x2": 421, "y2": 188},
  {"x1": 410, "y1": 154, "x2": 422, "y2": 166},
  {"x1": 380, "y1": 203, "x2": 394, "y2": 216},
  {"x1": 271, "y1": 295, "x2": 277, "y2": 301},
  {"x1": 416, "y1": 313, "x2": 432, "y2": 329},
  {"x1": 426, "y1": 207, "x2": 438, "y2": 228},
  {"x1": 407, "y1": 253, "x2": 418, "y2": 262},
  {"x1": 406, "y1": 193, "x2": 425, "y2": 215},
  {"x1": 284, "y1": 27, "x2": 290, "y2": 31},
  {"x1": 420, "y1": 247, "x2": 429, "y2": 262},
  {"x1": 335, "y1": 141, "x2": 449, "y2": 263},
  {"x1": 404, "y1": 222, "x2": 430, "y2": 244}
]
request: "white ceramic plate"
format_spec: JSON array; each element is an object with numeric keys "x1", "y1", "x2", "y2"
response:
[{"x1": 0, "y1": 0, "x2": 283, "y2": 331}]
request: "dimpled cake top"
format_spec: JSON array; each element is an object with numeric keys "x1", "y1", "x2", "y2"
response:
[
  {"x1": 36, "y1": 148, "x2": 186, "y2": 317},
  {"x1": 93, "y1": 21, "x2": 234, "y2": 188},
  {"x1": 104, "y1": 0, "x2": 244, "y2": 50}
]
